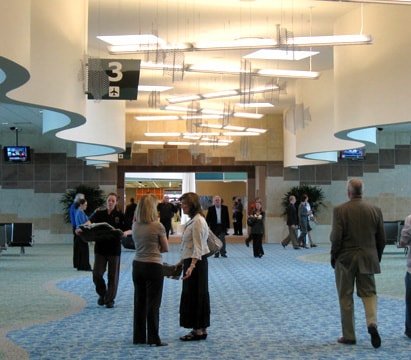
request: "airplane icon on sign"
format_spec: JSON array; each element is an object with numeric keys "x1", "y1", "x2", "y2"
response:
[{"x1": 109, "y1": 86, "x2": 120, "y2": 97}]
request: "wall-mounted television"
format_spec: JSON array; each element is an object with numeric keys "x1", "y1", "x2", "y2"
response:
[
  {"x1": 3, "y1": 146, "x2": 31, "y2": 163},
  {"x1": 340, "y1": 148, "x2": 365, "y2": 160}
]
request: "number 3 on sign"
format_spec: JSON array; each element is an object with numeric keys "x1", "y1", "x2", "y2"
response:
[{"x1": 108, "y1": 61, "x2": 123, "y2": 82}]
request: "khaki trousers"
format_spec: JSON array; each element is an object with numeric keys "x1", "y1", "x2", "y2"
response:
[{"x1": 335, "y1": 259, "x2": 377, "y2": 340}]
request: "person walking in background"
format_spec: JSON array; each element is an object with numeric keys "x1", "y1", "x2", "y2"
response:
[
  {"x1": 298, "y1": 194, "x2": 310, "y2": 248},
  {"x1": 178, "y1": 192, "x2": 210, "y2": 341},
  {"x1": 73, "y1": 198, "x2": 92, "y2": 271},
  {"x1": 132, "y1": 194, "x2": 169, "y2": 346},
  {"x1": 304, "y1": 194, "x2": 318, "y2": 248},
  {"x1": 206, "y1": 195, "x2": 230, "y2": 258},
  {"x1": 157, "y1": 195, "x2": 177, "y2": 239},
  {"x1": 69, "y1": 193, "x2": 85, "y2": 269},
  {"x1": 232, "y1": 197, "x2": 244, "y2": 236},
  {"x1": 124, "y1": 197, "x2": 137, "y2": 230},
  {"x1": 399, "y1": 214, "x2": 411, "y2": 339},
  {"x1": 246, "y1": 199, "x2": 265, "y2": 258},
  {"x1": 89, "y1": 192, "x2": 130, "y2": 309},
  {"x1": 281, "y1": 195, "x2": 300, "y2": 250},
  {"x1": 330, "y1": 178, "x2": 385, "y2": 348}
]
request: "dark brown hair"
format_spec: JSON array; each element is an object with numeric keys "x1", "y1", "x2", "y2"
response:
[{"x1": 179, "y1": 192, "x2": 204, "y2": 218}]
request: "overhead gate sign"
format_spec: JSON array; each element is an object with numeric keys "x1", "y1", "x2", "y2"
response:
[{"x1": 87, "y1": 58, "x2": 140, "y2": 100}]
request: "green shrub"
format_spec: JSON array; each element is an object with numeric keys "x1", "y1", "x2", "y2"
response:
[
  {"x1": 60, "y1": 185, "x2": 105, "y2": 223},
  {"x1": 281, "y1": 185, "x2": 325, "y2": 216}
]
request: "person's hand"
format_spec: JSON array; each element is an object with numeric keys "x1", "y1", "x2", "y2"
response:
[
  {"x1": 123, "y1": 229, "x2": 132, "y2": 237},
  {"x1": 182, "y1": 265, "x2": 195, "y2": 280},
  {"x1": 74, "y1": 228, "x2": 82, "y2": 235}
]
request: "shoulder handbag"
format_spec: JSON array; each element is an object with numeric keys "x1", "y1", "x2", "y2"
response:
[{"x1": 206, "y1": 229, "x2": 223, "y2": 257}]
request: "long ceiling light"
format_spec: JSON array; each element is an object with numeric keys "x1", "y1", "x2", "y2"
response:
[
  {"x1": 236, "y1": 102, "x2": 274, "y2": 108},
  {"x1": 257, "y1": 69, "x2": 320, "y2": 79},
  {"x1": 134, "y1": 140, "x2": 230, "y2": 146},
  {"x1": 101, "y1": 34, "x2": 372, "y2": 54},
  {"x1": 139, "y1": 61, "x2": 318, "y2": 80},
  {"x1": 187, "y1": 64, "x2": 320, "y2": 79},
  {"x1": 135, "y1": 115, "x2": 180, "y2": 121},
  {"x1": 244, "y1": 49, "x2": 319, "y2": 60},
  {"x1": 166, "y1": 85, "x2": 279, "y2": 104},
  {"x1": 320, "y1": 0, "x2": 411, "y2": 5},
  {"x1": 287, "y1": 34, "x2": 372, "y2": 46}
]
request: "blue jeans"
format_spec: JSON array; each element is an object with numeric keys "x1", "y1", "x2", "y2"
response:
[{"x1": 405, "y1": 272, "x2": 411, "y2": 337}]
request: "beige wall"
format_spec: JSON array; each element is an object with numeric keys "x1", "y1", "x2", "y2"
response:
[{"x1": 196, "y1": 181, "x2": 247, "y2": 220}]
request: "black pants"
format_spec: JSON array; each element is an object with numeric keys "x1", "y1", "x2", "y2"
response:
[
  {"x1": 251, "y1": 233, "x2": 264, "y2": 257},
  {"x1": 74, "y1": 234, "x2": 91, "y2": 270},
  {"x1": 213, "y1": 224, "x2": 227, "y2": 256},
  {"x1": 233, "y1": 214, "x2": 243, "y2": 235},
  {"x1": 93, "y1": 253, "x2": 120, "y2": 304},
  {"x1": 72, "y1": 228, "x2": 79, "y2": 268},
  {"x1": 160, "y1": 218, "x2": 172, "y2": 239},
  {"x1": 132, "y1": 261, "x2": 164, "y2": 345}
]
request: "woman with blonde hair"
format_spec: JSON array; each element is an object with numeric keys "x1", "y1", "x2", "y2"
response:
[{"x1": 132, "y1": 194, "x2": 169, "y2": 346}]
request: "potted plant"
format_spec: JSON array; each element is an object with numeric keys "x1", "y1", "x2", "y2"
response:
[
  {"x1": 281, "y1": 185, "x2": 325, "y2": 217},
  {"x1": 60, "y1": 185, "x2": 105, "y2": 223}
]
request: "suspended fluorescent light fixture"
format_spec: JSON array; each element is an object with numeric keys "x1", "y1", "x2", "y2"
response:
[
  {"x1": 166, "y1": 84, "x2": 278, "y2": 104},
  {"x1": 236, "y1": 102, "x2": 274, "y2": 108},
  {"x1": 232, "y1": 112, "x2": 264, "y2": 119},
  {"x1": 144, "y1": 132, "x2": 181, "y2": 137},
  {"x1": 202, "y1": 90, "x2": 239, "y2": 99},
  {"x1": 138, "y1": 85, "x2": 173, "y2": 92},
  {"x1": 188, "y1": 63, "x2": 243, "y2": 74},
  {"x1": 185, "y1": 63, "x2": 319, "y2": 80},
  {"x1": 258, "y1": 69, "x2": 320, "y2": 79},
  {"x1": 97, "y1": 34, "x2": 191, "y2": 53},
  {"x1": 193, "y1": 37, "x2": 277, "y2": 50},
  {"x1": 223, "y1": 131, "x2": 260, "y2": 136},
  {"x1": 163, "y1": 105, "x2": 199, "y2": 112},
  {"x1": 167, "y1": 94, "x2": 202, "y2": 103},
  {"x1": 223, "y1": 125, "x2": 246, "y2": 131},
  {"x1": 134, "y1": 140, "x2": 166, "y2": 145},
  {"x1": 198, "y1": 123, "x2": 224, "y2": 129},
  {"x1": 287, "y1": 34, "x2": 372, "y2": 46},
  {"x1": 247, "y1": 128, "x2": 267, "y2": 133},
  {"x1": 180, "y1": 114, "x2": 223, "y2": 120},
  {"x1": 199, "y1": 142, "x2": 230, "y2": 146},
  {"x1": 135, "y1": 115, "x2": 180, "y2": 121},
  {"x1": 97, "y1": 34, "x2": 164, "y2": 46},
  {"x1": 329, "y1": 0, "x2": 411, "y2": 4},
  {"x1": 141, "y1": 61, "x2": 185, "y2": 71},
  {"x1": 167, "y1": 141, "x2": 194, "y2": 146},
  {"x1": 103, "y1": 33, "x2": 372, "y2": 55},
  {"x1": 244, "y1": 49, "x2": 319, "y2": 60}
]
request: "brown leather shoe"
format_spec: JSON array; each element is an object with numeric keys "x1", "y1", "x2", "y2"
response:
[{"x1": 337, "y1": 337, "x2": 356, "y2": 345}]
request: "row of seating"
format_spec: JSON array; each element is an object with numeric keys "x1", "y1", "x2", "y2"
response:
[{"x1": 0, "y1": 223, "x2": 33, "y2": 255}]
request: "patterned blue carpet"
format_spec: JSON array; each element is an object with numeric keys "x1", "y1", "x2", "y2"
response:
[{"x1": 7, "y1": 244, "x2": 411, "y2": 359}]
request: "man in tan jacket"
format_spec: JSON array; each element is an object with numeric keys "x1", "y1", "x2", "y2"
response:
[{"x1": 330, "y1": 178, "x2": 385, "y2": 348}]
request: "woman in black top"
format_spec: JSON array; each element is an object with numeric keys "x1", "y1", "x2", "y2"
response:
[{"x1": 247, "y1": 200, "x2": 265, "y2": 258}]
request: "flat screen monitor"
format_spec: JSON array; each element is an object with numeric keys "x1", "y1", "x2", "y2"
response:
[
  {"x1": 340, "y1": 148, "x2": 365, "y2": 160},
  {"x1": 3, "y1": 146, "x2": 31, "y2": 163}
]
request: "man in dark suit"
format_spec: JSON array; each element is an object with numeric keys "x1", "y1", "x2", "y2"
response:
[
  {"x1": 330, "y1": 178, "x2": 385, "y2": 349},
  {"x1": 281, "y1": 195, "x2": 300, "y2": 250},
  {"x1": 206, "y1": 195, "x2": 230, "y2": 258}
]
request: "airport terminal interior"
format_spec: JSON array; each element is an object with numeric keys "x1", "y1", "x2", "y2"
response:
[{"x1": 2, "y1": 0, "x2": 411, "y2": 359}]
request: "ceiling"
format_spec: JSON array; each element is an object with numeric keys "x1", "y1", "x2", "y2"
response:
[
  {"x1": 88, "y1": 0, "x2": 352, "y2": 115},
  {"x1": 1, "y1": 0, "x2": 409, "y2": 154}
]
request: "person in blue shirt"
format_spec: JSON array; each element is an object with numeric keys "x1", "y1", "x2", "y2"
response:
[
  {"x1": 69, "y1": 193, "x2": 84, "y2": 269},
  {"x1": 73, "y1": 198, "x2": 92, "y2": 271}
]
